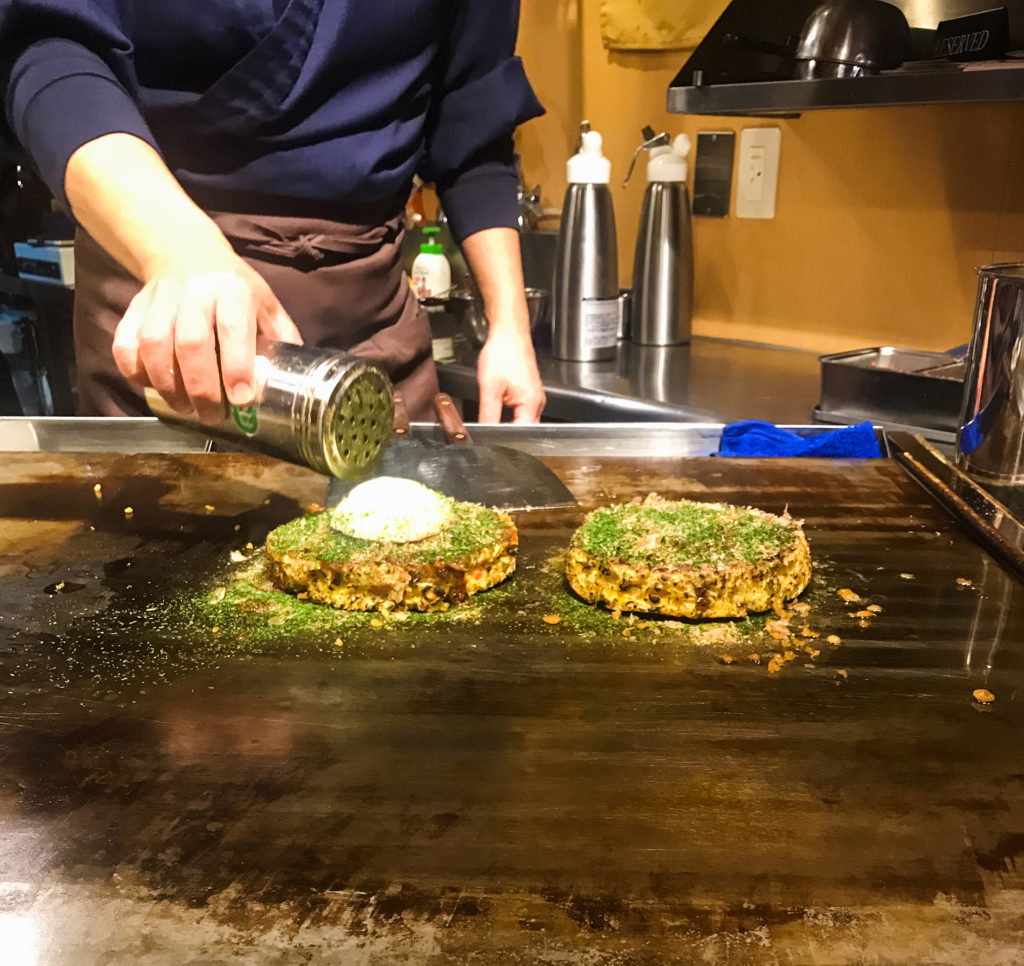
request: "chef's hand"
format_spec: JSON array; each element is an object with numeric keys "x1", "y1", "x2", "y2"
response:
[
  {"x1": 63, "y1": 133, "x2": 302, "y2": 424},
  {"x1": 459, "y1": 227, "x2": 545, "y2": 423},
  {"x1": 112, "y1": 250, "x2": 302, "y2": 424},
  {"x1": 477, "y1": 326, "x2": 545, "y2": 423}
]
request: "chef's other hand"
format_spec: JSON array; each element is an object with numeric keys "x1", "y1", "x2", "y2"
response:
[
  {"x1": 476, "y1": 326, "x2": 545, "y2": 423},
  {"x1": 459, "y1": 227, "x2": 544, "y2": 423},
  {"x1": 113, "y1": 252, "x2": 301, "y2": 424}
]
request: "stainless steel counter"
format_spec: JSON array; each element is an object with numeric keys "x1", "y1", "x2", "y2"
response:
[
  {"x1": 0, "y1": 417, "x2": 835, "y2": 459},
  {"x1": 437, "y1": 336, "x2": 822, "y2": 423}
]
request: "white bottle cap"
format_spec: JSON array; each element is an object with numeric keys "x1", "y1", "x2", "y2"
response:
[
  {"x1": 567, "y1": 130, "x2": 612, "y2": 184},
  {"x1": 647, "y1": 133, "x2": 691, "y2": 183}
]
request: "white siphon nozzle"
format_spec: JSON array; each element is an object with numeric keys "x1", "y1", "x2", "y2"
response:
[
  {"x1": 581, "y1": 130, "x2": 603, "y2": 155},
  {"x1": 568, "y1": 127, "x2": 612, "y2": 184},
  {"x1": 646, "y1": 133, "x2": 691, "y2": 183}
]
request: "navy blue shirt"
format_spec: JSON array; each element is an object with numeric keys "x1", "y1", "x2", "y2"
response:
[{"x1": 0, "y1": 0, "x2": 544, "y2": 241}]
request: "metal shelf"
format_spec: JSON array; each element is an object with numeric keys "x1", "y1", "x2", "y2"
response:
[{"x1": 668, "y1": 64, "x2": 1024, "y2": 116}]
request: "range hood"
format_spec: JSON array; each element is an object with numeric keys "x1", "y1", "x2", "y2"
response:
[{"x1": 668, "y1": 0, "x2": 1024, "y2": 116}]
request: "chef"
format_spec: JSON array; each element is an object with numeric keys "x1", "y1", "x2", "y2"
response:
[{"x1": 0, "y1": 0, "x2": 547, "y2": 423}]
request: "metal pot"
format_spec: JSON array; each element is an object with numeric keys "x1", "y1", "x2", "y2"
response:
[
  {"x1": 957, "y1": 263, "x2": 1024, "y2": 486},
  {"x1": 444, "y1": 288, "x2": 551, "y2": 348},
  {"x1": 794, "y1": 0, "x2": 912, "y2": 79}
]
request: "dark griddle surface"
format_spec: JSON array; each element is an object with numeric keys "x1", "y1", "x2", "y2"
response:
[{"x1": 1, "y1": 452, "x2": 1022, "y2": 964}]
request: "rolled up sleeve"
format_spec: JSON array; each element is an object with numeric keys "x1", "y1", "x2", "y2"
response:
[
  {"x1": 420, "y1": 0, "x2": 544, "y2": 242},
  {"x1": 1, "y1": 4, "x2": 157, "y2": 208}
]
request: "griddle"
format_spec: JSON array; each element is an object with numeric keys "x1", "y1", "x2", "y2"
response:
[{"x1": 1, "y1": 442, "x2": 1023, "y2": 964}]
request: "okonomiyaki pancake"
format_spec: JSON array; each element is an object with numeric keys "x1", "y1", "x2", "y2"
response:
[
  {"x1": 266, "y1": 479, "x2": 517, "y2": 613},
  {"x1": 566, "y1": 494, "x2": 811, "y2": 619}
]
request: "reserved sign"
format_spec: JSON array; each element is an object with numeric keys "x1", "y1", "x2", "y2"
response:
[{"x1": 933, "y1": 7, "x2": 1009, "y2": 61}]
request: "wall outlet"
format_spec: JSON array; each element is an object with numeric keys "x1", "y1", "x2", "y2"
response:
[{"x1": 735, "y1": 128, "x2": 780, "y2": 219}]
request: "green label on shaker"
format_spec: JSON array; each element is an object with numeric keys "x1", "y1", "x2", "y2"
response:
[{"x1": 232, "y1": 404, "x2": 259, "y2": 436}]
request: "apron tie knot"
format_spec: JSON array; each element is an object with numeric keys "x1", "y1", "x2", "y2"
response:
[{"x1": 293, "y1": 233, "x2": 327, "y2": 264}]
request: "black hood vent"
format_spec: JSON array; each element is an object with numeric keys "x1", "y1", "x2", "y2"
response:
[{"x1": 668, "y1": 0, "x2": 1024, "y2": 116}]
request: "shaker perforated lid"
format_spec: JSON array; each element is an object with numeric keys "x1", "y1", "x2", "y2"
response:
[
  {"x1": 647, "y1": 134, "x2": 692, "y2": 183},
  {"x1": 567, "y1": 129, "x2": 612, "y2": 184}
]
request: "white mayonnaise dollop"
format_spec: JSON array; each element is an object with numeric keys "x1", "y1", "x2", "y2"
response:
[{"x1": 330, "y1": 476, "x2": 453, "y2": 543}]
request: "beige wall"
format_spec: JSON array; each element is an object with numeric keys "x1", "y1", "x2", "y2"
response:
[{"x1": 517, "y1": 0, "x2": 1024, "y2": 353}]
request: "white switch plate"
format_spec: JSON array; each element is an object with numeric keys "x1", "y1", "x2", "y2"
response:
[{"x1": 735, "y1": 127, "x2": 780, "y2": 219}]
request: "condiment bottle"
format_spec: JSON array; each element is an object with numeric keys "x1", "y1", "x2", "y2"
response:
[
  {"x1": 411, "y1": 225, "x2": 452, "y2": 299},
  {"x1": 145, "y1": 341, "x2": 394, "y2": 480},
  {"x1": 552, "y1": 122, "x2": 621, "y2": 362},
  {"x1": 625, "y1": 129, "x2": 693, "y2": 346}
]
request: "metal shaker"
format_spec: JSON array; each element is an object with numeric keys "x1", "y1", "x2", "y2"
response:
[
  {"x1": 957, "y1": 263, "x2": 1024, "y2": 485},
  {"x1": 146, "y1": 340, "x2": 393, "y2": 480},
  {"x1": 552, "y1": 123, "x2": 622, "y2": 362},
  {"x1": 625, "y1": 130, "x2": 693, "y2": 346}
]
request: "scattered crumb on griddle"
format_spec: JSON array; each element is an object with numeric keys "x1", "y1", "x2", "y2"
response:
[
  {"x1": 853, "y1": 609, "x2": 874, "y2": 618},
  {"x1": 717, "y1": 654, "x2": 735, "y2": 665},
  {"x1": 93, "y1": 483, "x2": 102, "y2": 497},
  {"x1": 899, "y1": 572, "x2": 915, "y2": 580},
  {"x1": 791, "y1": 602, "x2": 810, "y2": 616},
  {"x1": 800, "y1": 625, "x2": 819, "y2": 638},
  {"x1": 827, "y1": 634, "x2": 842, "y2": 645},
  {"x1": 836, "y1": 669, "x2": 848, "y2": 679},
  {"x1": 123, "y1": 506, "x2": 133, "y2": 517},
  {"x1": 972, "y1": 688, "x2": 995, "y2": 704},
  {"x1": 838, "y1": 588, "x2": 860, "y2": 603},
  {"x1": 747, "y1": 653, "x2": 761, "y2": 664},
  {"x1": 867, "y1": 604, "x2": 882, "y2": 614},
  {"x1": 957, "y1": 577, "x2": 974, "y2": 587},
  {"x1": 694, "y1": 624, "x2": 743, "y2": 647},
  {"x1": 766, "y1": 619, "x2": 790, "y2": 641},
  {"x1": 542, "y1": 614, "x2": 561, "y2": 625},
  {"x1": 204, "y1": 504, "x2": 215, "y2": 513}
]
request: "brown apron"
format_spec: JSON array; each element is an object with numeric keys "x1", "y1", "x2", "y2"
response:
[{"x1": 73, "y1": 197, "x2": 439, "y2": 420}]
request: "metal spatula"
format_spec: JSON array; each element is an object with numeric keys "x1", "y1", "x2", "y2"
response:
[
  {"x1": 325, "y1": 393, "x2": 576, "y2": 511},
  {"x1": 416, "y1": 394, "x2": 576, "y2": 510}
]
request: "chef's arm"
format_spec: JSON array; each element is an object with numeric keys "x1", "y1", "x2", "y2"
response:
[
  {"x1": 65, "y1": 133, "x2": 300, "y2": 422},
  {"x1": 460, "y1": 227, "x2": 545, "y2": 424}
]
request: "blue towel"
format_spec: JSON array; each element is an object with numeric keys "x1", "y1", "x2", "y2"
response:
[{"x1": 718, "y1": 420, "x2": 881, "y2": 458}]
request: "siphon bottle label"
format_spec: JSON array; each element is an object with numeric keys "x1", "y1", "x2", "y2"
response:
[{"x1": 581, "y1": 297, "x2": 622, "y2": 349}]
